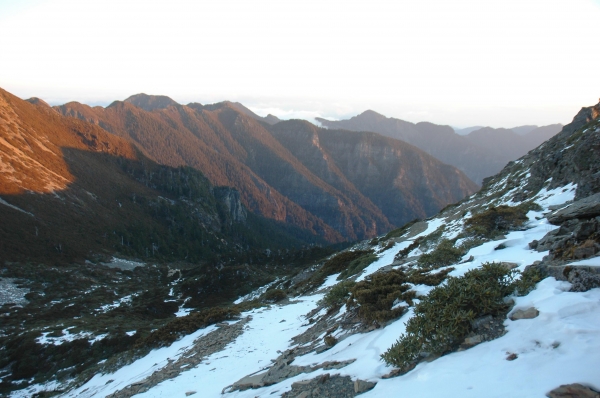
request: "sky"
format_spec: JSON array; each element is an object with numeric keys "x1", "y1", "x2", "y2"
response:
[{"x1": 0, "y1": 0, "x2": 599, "y2": 128}]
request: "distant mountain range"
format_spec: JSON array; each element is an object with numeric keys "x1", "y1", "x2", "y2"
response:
[
  {"x1": 0, "y1": 88, "x2": 478, "y2": 263},
  {"x1": 317, "y1": 112, "x2": 562, "y2": 184}
]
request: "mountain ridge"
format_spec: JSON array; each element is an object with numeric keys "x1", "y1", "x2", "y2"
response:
[
  {"x1": 317, "y1": 112, "x2": 563, "y2": 184},
  {"x1": 54, "y1": 93, "x2": 477, "y2": 241}
]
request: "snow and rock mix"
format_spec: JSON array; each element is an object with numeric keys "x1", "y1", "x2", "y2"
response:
[
  {"x1": 50, "y1": 181, "x2": 600, "y2": 398},
  {"x1": 11, "y1": 104, "x2": 600, "y2": 397}
]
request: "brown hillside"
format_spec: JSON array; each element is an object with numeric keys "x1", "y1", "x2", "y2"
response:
[
  {"x1": 0, "y1": 89, "x2": 136, "y2": 195},
  {"x1": 55, "y1": 95, "x2": 478, "y2": 240},
  {"x1": 56, "y1": 100, "x2": 383, "y2": 240},
  {"x1": 0, "y1": 88, "x2": 336, "y2": 264}
]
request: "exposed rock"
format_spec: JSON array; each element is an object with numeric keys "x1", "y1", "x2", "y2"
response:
[
  {"x1": 529, "y1": 239, "x2": 539, "y2": 250},
  {"x1": 214, "y1": 187, "x2": 247, "y2": 224},
  {"x1": 185, "y1": 391, "x2": 197, "y2": 396},
  {"x1": 574, "y1": 244, "x2": 597, "y2": 260},
  {"x1": 381, "y1": 363, "x2": 416, "y2": 379},
  {"x1": 225, "y1": 344, "x2": 356, "y2": 394},
  {"x1": 574, "y1": 222, "x2": 597, "y2": 240},
  {"x1": 461, "y1": 335, "x2": 483, "y2": 348},
  {"x1": 506, "y1": 353, "x2": 518, "y2": 361},
  {"x1": 500, "y1": 262, "x2": 519, "y2": 270},
  {"x1": 458, "y1": 314, "x2": 507, "y2": 351},
  {"x1": 547, "y1": 383, "x2": 600, "y2": 398},
  {"x1": 566, "y1": 268, "x2": 600, "y2": 292},
  {"x1": 510, "y1": 307, "x2": 539, "y2": 320},
  {"x1": 354, "y1": 379, "x2": 377, "y2": 394},
  {"x1": 535, "y1": 229, "x2": 567, "y2": 252},
  {"x1": 470, "y1": 315, "x2": 493, "y2": 329},
  {"x1": 539, "y1": 265, "x2": 600, "y2": 282},
  {"x1": 281, "y1": 373, "x2": 375, "y2": 397},
  {"x1": 547, "y1": 193, "x2": 600, "y2": 225}
]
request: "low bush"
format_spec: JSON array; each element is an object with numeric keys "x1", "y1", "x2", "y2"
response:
[
  {"x1": 294, "y1": 250, "x2": 377, "y2": 292},
  {"x1": 417, "y1": 239, "x2": 464, "y2": 270},
  {"x1": 381, "y1": 219, "x2": 420, "y2": 241},
  {"x1": 394, "y1": 238, "x2": 423, "y2": 261},
  {"x1": 348, "y1": 270, "x2": 416, "y2": 324},
  {"x1": 407, "y1": 267, "x2": 455, "y2": 286},
  {"x1": 324, "y1": 335, "x2": 338, "y2": 347},
  {"x1": 464, "y1": 202, "x2": 539, "y2": 239},
  {"x1": 262, "y1": 289, "x2": 287, "y2": 303},
  {"x1": 320, "y1": 280, "x2": 356, "y2": 309},
  {"x1": 337, "y1": 252, "x2": 378, "y2": 280},
  {"x1": 381, "y1": 262, "x2": 517, "y2": 368},
  {"x1": 513, "y1": 266, "x2": 542, "y2": 296},
  {"x1": 321, "y1": 250, "x2": 375, "y2": 276}
]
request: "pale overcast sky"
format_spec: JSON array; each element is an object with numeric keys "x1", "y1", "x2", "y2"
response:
[{"x1": 1, "y1": 0, "x2": 599, "y2": 127}]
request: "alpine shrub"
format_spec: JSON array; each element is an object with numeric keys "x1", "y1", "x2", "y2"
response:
[
  {"x1": 381, "y1": 262, "x2": 517, "y2": 368},
  {"x1": 417, "y1": 239, "x2": 464, "y2": 270},
  {"x1": 464, "y1": 203, "x2": 536, "y2": 238},
  {"x1": 348, "y1": 270, "x2": 416, "y2": 324},
  {"x1": 320, "y1": 280, "x2": 356, "y2": 309}
]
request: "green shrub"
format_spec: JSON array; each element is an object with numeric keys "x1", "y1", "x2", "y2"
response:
[
  {"x1": 262, "y1": 289, "x2": 287, "y2": 303},
  {"x1": 321, "y1": 250, "x2": 375, "y2": 276},
  {"x1": 337, "y1": 252, "x2": 378, "y2": 280},
  {"x1": 295, "y1": 250, "x2": 377, "y2": 292},
  {"x1": 320, "y1": 280, "x2": 356, "y2": 309},
  {"x1": 514, "y1": 266, "x2": 542, "y2": 296},
  {"x1": 348, "y1": 270, "x2": 416, "y2": 324},
  {"x1": 464, "y1": 203, "x2": 536, "y2": 238},
  {"x1": 417, "y1": 239, "x2": 464, "y2": 270},
  {"x1": 407, "y1": 267, "x2": 455, "y2": 286},
  {"x1": 417, "y1": 226, "x2": 447, "y2": 253},
  {"x1": 381, "y1": 262, "x2": 517, "y2": 368},
  {"x1": 136, "y1": 306, "x2": 241, "y2": 348}
]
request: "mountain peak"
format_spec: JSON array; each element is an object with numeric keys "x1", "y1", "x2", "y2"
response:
[
  {"x1": 124, "y1": 93, "x2": 179, "y2": 111},
  {"x1": 25, "y1": 97, "x2": 52, "y2": 108},
  {"x1": 356, "y1": 109, "x2": 385, "y2": 119}
]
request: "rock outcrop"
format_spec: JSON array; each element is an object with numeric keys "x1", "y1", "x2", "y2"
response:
[{"x1": 547, "y1": 193, "x2": 600, "y2": 224}]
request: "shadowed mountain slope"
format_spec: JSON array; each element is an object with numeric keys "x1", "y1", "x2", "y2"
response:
[
  {"x1": 269, "y1": 120, "x2": 478, "y2": 227},
  {"x1": 55, "y1": 96, "x2": 477, "y2": 240},
  {"x1": 0, "y1": 88, "x2": 333, "y2": 264},
  {"x1": 55, "y1": 99, "x2": 343, "y2": 241}
]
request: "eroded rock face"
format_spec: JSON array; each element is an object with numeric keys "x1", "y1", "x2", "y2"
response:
[
  {"x1": 280, "y1": 373, "x2": 376, "y2": 398},
  {"x1": 532, "y1": 213, "x2": 600, "y2": 265},
  {"x1": 547, "y1": 193, "x2": 600, "y2": 225},
  {"x1": 566, "y1": 268, "x2": 600, "y2": 292},
  {"x1": 480, "y1": 101, "x2": 600, "y2": 202},
  {"x1": 214, "y1": 187, "x2": 247, "y2": 223},
  {"x1": 547, "y1": 383, "x2": 600, "y2": 398}
]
